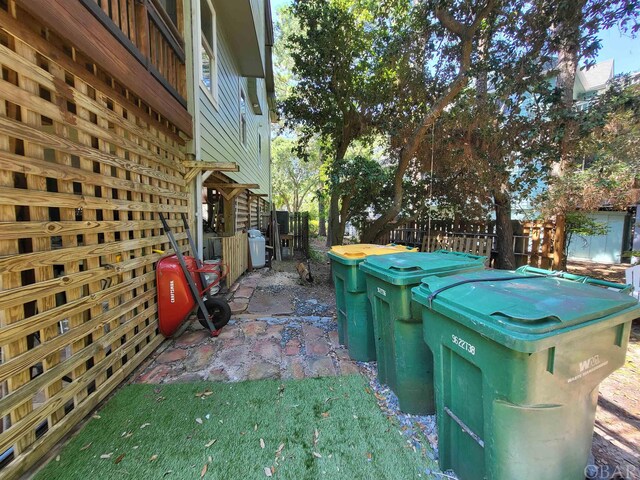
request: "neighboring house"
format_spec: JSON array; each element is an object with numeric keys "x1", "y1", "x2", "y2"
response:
[
  {"x1": 574, "y1": 58, "x2": 614, "y2": 110},
  {"x1": 513, "y1": 59, "x2": 619, "y2": 221},
  {"x1": 184, "y1": 0, "x2": 276, "y2": 269},
  {"x1": 567, "y1": 211, "x2": 634, "y2": 264},
  {"x1": 511, "y1": 60, "x2": 639, "y2": 265}
]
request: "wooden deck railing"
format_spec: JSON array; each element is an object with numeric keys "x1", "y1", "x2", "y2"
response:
[{"x1": 81, "y1": 0, "x2": 187, "y2": 102}]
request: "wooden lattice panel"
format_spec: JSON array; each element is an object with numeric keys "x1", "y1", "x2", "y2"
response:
[{"x1": 0, "y1": 4, "x2": 190, "y2": 477}]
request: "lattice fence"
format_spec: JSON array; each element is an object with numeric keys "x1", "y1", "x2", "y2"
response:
[{"x1": 0, "y1": 4, "x2": 190, "y2": 477}]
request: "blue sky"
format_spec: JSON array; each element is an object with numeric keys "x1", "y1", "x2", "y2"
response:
[
  {"x1": 271, "y1": 1, "x2": 639, "y2": 74},
  {"x1": 593, "y1": 26, "x2": 639, "y2": 74}
]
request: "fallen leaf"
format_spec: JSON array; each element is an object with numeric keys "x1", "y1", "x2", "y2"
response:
[
  {"x1": 365, "y1": 387, "x2": 371, "y2": 394},
  {"x1": 353, "y1": 415, "x2": 358, "y2": 419},
  {"x1": 208, "y1": 456, "x2": 212, "y2": 463},
  {"x1": 205, "y1": 439, "x2": 217, "y2": 448},
  {"x1": 313, "y1": 429, "x2": 319, "y2": 446},
  {"x1": 204, "y1": 390, "x2": 213, "y2": 396},
  {"x1": 115, "y1": 453, "x2": 125, "y2": 464},
  {"x1": 140, "y1": 423, "x2": 151, "y2": 429},
  {"x1": 156, "y1": 396, "x2": 166, "y2": 402},
  {"x1": 312, "y1": 452, "x2": 322, "y2": 459},
  {"x1": 55, "y1": 455, "x2": 60, "y2": 462},
  {"x1": 328, "y1": 387, "x2": 334, "y2": 392},
  {"x1": 92, "y1": 414, "x2": 101, "y2": 419},
  {"x1": 264, "y1": 467, "x2": 273, "y2": 477},
  {"x1": 100, "y1": 453, "x2": 113, "y2": 459},
  {"x1": 133, "y1": 446, "x2": 139, "y2": 450},
  {"x1": 254, "y1": 424, "x2": 258, "y2": 431},
  {"x1": 366, "y1": 452, "x2": 372, "y2": 461},
  {"x1": 321, "y1": 412, "x2": 330, "y2": 418},
  {"x1": 124, "y1": 432, "x2": 133, "y2": 439},
  {"x1": 162, "y1": 471, "x2": 172, "y2": 477},
  {"x1": 149, "y1": 454, "x2": 158, "y2": 462},
  {"x1": 200, "y1": 463, "x2": 208, "y2": 478},
  {"x1": 275, "y1": 443, "x2": 285, "y2": 458},
  {"x1": 260, "y1": 438, "x2": 265, "y2": 449},
  {"x1": 79, "y1": 442, "x2": 92, "y2": 451},
  {"x1": 196, "y1": 418, "x2": 203, "y2": 424}
]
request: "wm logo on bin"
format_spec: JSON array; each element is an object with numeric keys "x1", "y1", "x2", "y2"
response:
[{"x1": 579, "y1": 355, "x2": 600, "y2": 373}]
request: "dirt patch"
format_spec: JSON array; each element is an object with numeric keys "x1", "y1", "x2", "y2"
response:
[
  {"x1": 564, "y1": 261, "x2": 639, "y2": 477},
  {"x1": 567, "y1": 260, "x2": 628, "y2": 284}
]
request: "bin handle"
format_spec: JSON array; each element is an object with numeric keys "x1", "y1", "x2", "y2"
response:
[
  {"x1": 516, "y1": 266, "x2": 633, "y2": 294},
  {"x1": 426, "y1": 274, "x2": 558, "y2": 308},
  {"x1": 432, "y1": 249, "x2": 486, "y2": 261}
]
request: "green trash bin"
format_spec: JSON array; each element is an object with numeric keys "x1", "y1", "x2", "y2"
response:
[
  {"x1": 411, "y1": 267, "x2": 639, "y2": 480},
  {"x1": 359, "y1": 250, "x2": 486, "y2": 414},
  {"x1": 328, "y1": 244, "x2": 417, "y2": 361}
]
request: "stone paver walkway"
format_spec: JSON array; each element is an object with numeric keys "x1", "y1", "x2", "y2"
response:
[
  {"x1": 134, "y1": 271, "x2": 355, "y2": 384},
  {"x1": 135, "y1": 316, "x2": 359, "y2": 384}
]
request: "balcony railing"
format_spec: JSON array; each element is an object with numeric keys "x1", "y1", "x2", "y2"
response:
[{"x1": 81, "y1": 0, "x2": 186, "y2": 104}]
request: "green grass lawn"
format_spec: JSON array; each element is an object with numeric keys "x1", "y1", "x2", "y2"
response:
[{"x1": 36, "y1": 376, "x2": 438, "y2": 479}]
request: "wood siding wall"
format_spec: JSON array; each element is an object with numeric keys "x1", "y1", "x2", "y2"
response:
[
  {"x1": 0, "y1": 4, "x2": 191, "y2": 477},
  {"x1": 197, "y1": 2, "x2": 271, "y2": 196}
]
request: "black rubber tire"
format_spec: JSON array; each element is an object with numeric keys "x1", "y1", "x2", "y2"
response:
[{"x1": 197, "y1": 297, "x2": 231, "y2": 331}]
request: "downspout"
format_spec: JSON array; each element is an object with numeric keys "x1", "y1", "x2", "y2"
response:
[{"x1": 189, "y1": 0, "x2": 204, "y2": 260}]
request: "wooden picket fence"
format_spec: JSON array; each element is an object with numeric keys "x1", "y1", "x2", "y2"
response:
[
  {"x1": 382, "y1": 220, "x2": 555, "y2": 268},
  {"x1": 288, "y1": 212, "x2": 310, "y2": 257},
  {"x1": 221, "y1": 232, "x2": 248, "y2": 286}
]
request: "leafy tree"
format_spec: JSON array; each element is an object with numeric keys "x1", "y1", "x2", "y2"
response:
[
  {"x1": 279, "y1": 0, "x2": 384, "y2": 245},
  {"x1": 542, "y1": 0, "x2": 640, "y2": 268},
  {"x1": 271, "y1": 137, "x2": 322, "y2": 212},
  {"x1": 539, "y1": 81, "x2": 640, "y2": 257},
  {"x1": 359, "y1": 0, "x2": 500, "y2": 243}
]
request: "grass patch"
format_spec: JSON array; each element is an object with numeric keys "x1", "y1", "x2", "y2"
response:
[{"x1": 36, "y1": 376, "x2": 437, "y2": 479}]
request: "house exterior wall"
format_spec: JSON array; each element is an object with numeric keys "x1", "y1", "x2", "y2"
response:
[
  {"x1": 188, "y1": 0, "x2": 272, "y2": 198},
  {"x1": 567, "y1": 211, "x2": 629, "y2": 264}
]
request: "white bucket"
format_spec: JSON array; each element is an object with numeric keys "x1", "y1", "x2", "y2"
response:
[{"x1": 204, "y1": 259, "x2": 221, "y2": 295}]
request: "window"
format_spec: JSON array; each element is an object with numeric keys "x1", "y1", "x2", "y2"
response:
[
  {"x1": 200, "y1": 0, "x2": 218, "y2": 104},
  {"x1": 240, "y1": 89, "x2": 247, "y2": 145}
]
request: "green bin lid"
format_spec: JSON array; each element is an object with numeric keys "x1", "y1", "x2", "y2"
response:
[
  {"x1": 359, "y1": 251, "x2": 486, "y2": 286},
  {"x1": 412, "y1": 269, "x2": 640, "y2": 351}
]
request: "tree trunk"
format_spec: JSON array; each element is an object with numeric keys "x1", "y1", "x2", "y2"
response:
[
  {"x1": 328, "y1": 192, "x2": 342, "y2": 246},
  {"x1": 318, "y1": 190, "x2": 326, "y2": 237},
  {"x1": 551, "y1": 0, "x2": 585, "y2": 270},
  {"x1": 493, "y1": 188, "x2": 516, "y2": 270}
]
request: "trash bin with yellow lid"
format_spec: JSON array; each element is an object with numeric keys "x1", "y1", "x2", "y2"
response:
[{"x1": 328, "y1": 244, "x2": 417, "y2": 361}]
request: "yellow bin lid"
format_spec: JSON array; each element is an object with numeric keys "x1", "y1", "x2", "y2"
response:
[{"x1": 328, "y1": 244, "x2": 417, "y2": 264}]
